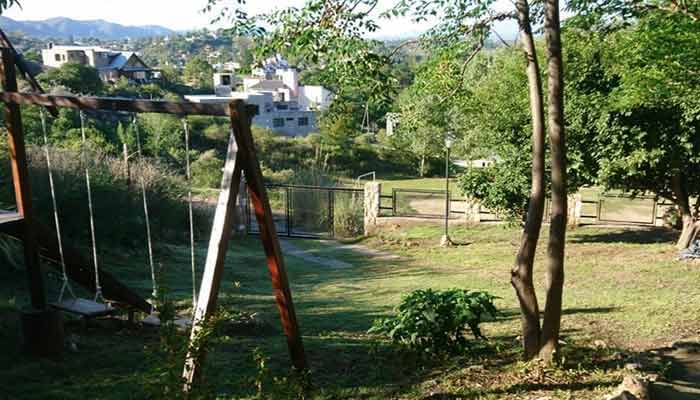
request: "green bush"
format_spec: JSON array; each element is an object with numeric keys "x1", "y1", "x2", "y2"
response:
[{"x1": 369, "y1": 288, "x2": 498, "y2": 355}]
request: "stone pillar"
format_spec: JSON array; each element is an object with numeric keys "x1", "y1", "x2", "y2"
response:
[
  {"x1": 364, "y1": 182, "x2": 381, "y2": 236},
  {"x1": 464, "y1": 200, "x2": 481, "y2": 224},
  {"x1": 568, "y1": 193, "x2": 582, "y2": 227}
]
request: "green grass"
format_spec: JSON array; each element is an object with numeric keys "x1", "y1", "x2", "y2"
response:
[
  {"x1": 1, "y1": 222, "x2": 697, "y2": 399},
  {"x1": 379, "y1": 177, "x2": 458, "y2": 195}
]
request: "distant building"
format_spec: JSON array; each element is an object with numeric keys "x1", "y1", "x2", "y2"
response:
[
  {"x1": 41, "y1": 44, "x2": 153, "y2": 83},
  {"x1": 186, "y1": 55, "x2": 333, "y2": 137}
]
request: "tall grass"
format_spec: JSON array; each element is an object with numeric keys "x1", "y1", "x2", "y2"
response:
[{"x1": 0, "y1": 145, "x2": 214, "y2": 251}]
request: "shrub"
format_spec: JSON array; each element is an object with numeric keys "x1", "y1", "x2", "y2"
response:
[
  {"x1": 333, "y1": 192, "x2": 364, "y2": 237},
  {"x1": 369, "y1": 288, "x2": 498, "y2": 355}
]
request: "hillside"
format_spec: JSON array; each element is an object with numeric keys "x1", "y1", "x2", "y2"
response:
[{"x1": 0, "y1": 16, "x2": 175, "y2": 39}]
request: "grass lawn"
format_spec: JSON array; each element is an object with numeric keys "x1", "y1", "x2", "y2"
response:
[
  {"x1": 1, "y1": 222, "x2": 698, "y2": 399},
  {"x1": 379, "y1": 177, "x2": 459, "y2": 195}
]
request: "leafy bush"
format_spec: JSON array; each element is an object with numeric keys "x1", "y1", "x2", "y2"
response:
[{"x1": 369, "y1": 288, "x2": 498, "y2": 355}]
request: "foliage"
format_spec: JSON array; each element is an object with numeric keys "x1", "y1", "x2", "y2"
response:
[
  {"x1": 564, "y1": 12, "x2": 700, "y2": 205},
  {"x1": 0, "y1": 0, "x2": 19, "y2": 14},
  {"x1": 38, "y1": 62, "x2": 104, "y2": 95},
  {"x1": 369, "y1": 288, "x2": 498, "y2": 355},
  {"x1": 191, "y1": 149, "x2": 223, "y2": 188},
  {"x1": 333, "y1": 192, "x2": 364, "y2": 238},
  {"x1": 183, "y1": 56, "x2": 215, "y2": 91},
  {"x1": 0, "y1": 145, "x2": 205, "y2": 247}
]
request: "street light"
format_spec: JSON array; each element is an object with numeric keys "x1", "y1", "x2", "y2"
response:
[{"x1": 441, "y1": 133, "x2": 454, "y2": 247}]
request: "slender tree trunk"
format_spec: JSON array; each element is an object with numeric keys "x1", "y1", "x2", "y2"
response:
[
  {"x1": 511, "y1": 0, "x2": 546, "y2": 360},
  {"x1": 672, "y1": 173, "x2": 699, "y2": 249},
  {"x1": 540, "y1": 0, "x2": 567, "y2": 364},
  {"x1": 419, "y1": 154, "x2": 426, "y2": 177}
]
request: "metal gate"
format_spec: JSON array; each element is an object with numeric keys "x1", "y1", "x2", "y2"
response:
[{"x1": 246, "y1": 184, "x2": 364, "y2": 239}]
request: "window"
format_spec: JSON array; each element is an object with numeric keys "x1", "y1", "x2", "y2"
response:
[
  {"x1": 272, "y1": 118, "x2": 285, "y2": 128},
  {"x1": 276, "y1": 104, "x2": 288, "y2": 110},
  {"x1": 298, "y1": 117, "x2": 309, "y2": 127},
  {"x1": 54, "y1": 54, "x2": 61, "y2": 62},
  {"x1": 221, "y1": 75, "x2": 231, "y2": 86}
]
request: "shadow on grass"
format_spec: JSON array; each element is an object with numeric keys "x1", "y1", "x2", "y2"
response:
[
  {"x1": 498, "y1": 306, "x2": 619, "y2": 321},
  {"x1": 569, "y1": 227, "x2": 678, "y2": 244}
]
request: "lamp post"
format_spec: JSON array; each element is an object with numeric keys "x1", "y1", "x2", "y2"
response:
[{"x1": 441, "y1": 133, "x2": 454, "y2": 247}]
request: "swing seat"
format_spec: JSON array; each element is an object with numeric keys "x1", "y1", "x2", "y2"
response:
[
  {"x1": 50, "y1": 298, "x2": 114, "y2": 318},
  {"x1": 142, "y1": 313, "x2": 192, "y2": 329}
]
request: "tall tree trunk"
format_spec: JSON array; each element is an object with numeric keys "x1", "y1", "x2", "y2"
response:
[
  {"x1": 540, "y1": 0, "x2": 567, "y2": 364},
  {"x1": 672, "y1": 173, "x2": 699, "y2": 249},
  {"x1": 511, "y1": 0, "x2": 546, "y2": 360}
]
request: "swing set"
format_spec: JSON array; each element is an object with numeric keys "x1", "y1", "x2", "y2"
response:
[{"x1": 0, "y1": 43, "x2": 306, "y2": 390}]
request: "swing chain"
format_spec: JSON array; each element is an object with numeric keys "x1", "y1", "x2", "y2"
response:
[
  {"x1": 183, "y1": 119, "x2": 197, "y2": 310},
  {"x1": 79, "y1": 110, "x2": 105, "y2": 302},
  {"x1": 132, "y1": 113, "x2": 158, "y2": 301},
  {"x1": 40, "y1": 108, "x2": 76, "y2": 302}
]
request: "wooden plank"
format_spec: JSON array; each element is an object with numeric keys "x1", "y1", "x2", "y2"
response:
[
  {"x1": 31, "y1": 221, "x2": 154, "y2": 314},
  {"x1": 182, "y1": 105, "x2": 244, "y2": 389},
  {"x1": 0, "y1": 92, "x2": 258, "y2": 117},
  {"x1": 230, "y1": 101, "x2": 307, "y2": 371},
  {"x1": 0, "y1": 210, "x2": 23, "y2": 234},
  {"x1": 50, "y1": 298, "x2": 114, "y2": 318},
  {"x1": 0, "y1": 40, "x2": 58, "y2": 117},
  {"x1": 1, "y1": 48, "x2": 46, "y2": 309}
]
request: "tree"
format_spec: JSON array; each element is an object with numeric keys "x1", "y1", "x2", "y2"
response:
[
  {"x1": 183, "y1": 56, "x2": 214, "y2": 91},
  {"x1": 539, "y1": 0, "x2": 567, "y2": 363},
  {"x1": 564, "y1": 6, "x2": 700, "y2": 248},
  {"x1": 38, "y1": 62, "x2": 103, "y2": 95}
]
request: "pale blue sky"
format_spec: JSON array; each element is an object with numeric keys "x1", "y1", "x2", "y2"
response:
[{"x1": 4, "y1": 0, "x2": 518, "y2": 39}]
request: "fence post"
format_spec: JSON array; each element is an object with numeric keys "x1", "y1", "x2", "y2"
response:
[{"x1": 364, "y1": 182, "x2": 381, "y2": 236}]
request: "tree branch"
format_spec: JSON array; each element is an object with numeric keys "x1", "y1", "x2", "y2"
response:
[{"x1": 387, "y1": 38, "x2": 421, "y2": 59}]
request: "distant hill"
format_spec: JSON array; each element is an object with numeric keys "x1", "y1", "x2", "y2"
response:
[{"x1": 0, "y1": 16, "x2": 175, "y2": 39}]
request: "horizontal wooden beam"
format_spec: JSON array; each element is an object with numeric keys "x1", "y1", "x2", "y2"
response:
[
  {"x1": 0, "y1": 92, "x2": 258, "y2": 117},
  {"x1": 0, "y1": 41, "x2": 59, "y2": 117}
]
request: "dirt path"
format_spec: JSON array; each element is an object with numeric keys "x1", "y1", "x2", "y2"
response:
[
  {"x1": 280, "y1": 239, "x2": 402, "y2": 269},
  {"x1": 654, "y1": 342, "x2": 700, "y2": 399}
]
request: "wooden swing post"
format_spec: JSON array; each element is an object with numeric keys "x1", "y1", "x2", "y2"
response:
[
  {"x1": 0, "y1": 48, "x2": 46, "y2": 309},
  {"x1": 182, "y1": 100, "x2": 306, "y2": 391}
]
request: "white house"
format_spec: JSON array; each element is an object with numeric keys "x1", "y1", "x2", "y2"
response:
[
  {"x1": 186, "y1": 56, "x2": 333, "y2": 137},
  {"x1": 41, "y1": 44, "x2": 153, "y2": 83}
]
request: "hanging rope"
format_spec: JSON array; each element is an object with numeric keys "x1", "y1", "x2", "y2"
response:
[
  {"x1": 79, "y1": 110, "x2": 104, "y2": 302},
  {"x1": 40, "y1": 109, "x2": 75, "y2": 302},
  {"x1": 132, "y1": 114, "x2": 158, "y2": 301},
  {"x1": 182, "y1": 119, "x2": 197, "y2": 310}
]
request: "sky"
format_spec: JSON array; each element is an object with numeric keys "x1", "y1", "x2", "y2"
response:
[{"x1": 4, "y1": 0, "x2": 519, "y2": 39}]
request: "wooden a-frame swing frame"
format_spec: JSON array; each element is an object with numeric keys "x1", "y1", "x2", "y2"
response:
[{"x1": 0, "y1": 45, "x2": 306, "y2": 387}]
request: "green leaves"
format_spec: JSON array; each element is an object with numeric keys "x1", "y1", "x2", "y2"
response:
[{"x1": 369, "y1": 288, "x2": 498, "y2": 355}]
